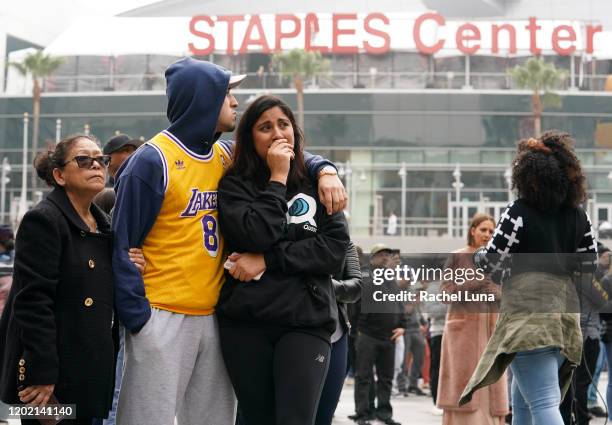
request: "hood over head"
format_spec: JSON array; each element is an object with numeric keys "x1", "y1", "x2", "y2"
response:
[{"x1": 165, "y1": 57, "x2": 234, "y2": 154}]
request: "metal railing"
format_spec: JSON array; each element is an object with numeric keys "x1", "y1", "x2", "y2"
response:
[{"x1": 36, "y1": 71, "x2": 612, "y2": 93}]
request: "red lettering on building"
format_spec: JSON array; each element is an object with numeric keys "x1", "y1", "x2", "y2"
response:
[
  {"x1": 586, "y1": 24, "x2": 603, "y2": 54},
  {"x1": 586, "y1": 25, "x2": 602, "y2": 54},
  {"x1": 239, "y1": 16, "x2": 271, "y2": 54},
  {"x1": 274, "y1": 14, "x2": 301, "y2": 52},
  {"x1": 491, "y1": 24, "x2": 517, "y2": 54},
  {"x1": 217, "y1": 15, "x2": 245, "y2": 55},
  {"x1": 305, "y1": 13, "x2": 329, "y2": 53},
  {"x1": 552, "y1": 25, "x2": 576, "y2": 55},
  {"x1": 186, "y1": 13, "x2": 602, "y2": 57},
  {"x1": 456, "y1": 23, "x2": 481, "y2": 55},
  {"x1": 363, "y1": 13, "x2": 390, "y2": 55},
  {"x1": 332, "y1": 14, "x2": 359, "y2": 54},
  {"x1": 188, "y1": 16, "x2": 215, "y2": 55},
  {"x1": 525, "y1": 17, "x2": 541, "y2": 55},
  {"x1": 414, "y1": 12, "x2": 445, "y2": 54}
]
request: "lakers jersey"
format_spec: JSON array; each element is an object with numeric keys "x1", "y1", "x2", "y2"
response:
[{"x1": 141, "y1": 130, "x2": 232, "y2": 315}]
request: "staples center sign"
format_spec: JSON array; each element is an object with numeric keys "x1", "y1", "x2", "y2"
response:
[{"x1": 188, "y1": 13, "x2": 603, "y2": 56}]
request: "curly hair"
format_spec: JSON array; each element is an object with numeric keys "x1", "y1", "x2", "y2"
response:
[{"x1": 511, "y1": 130, "x2": 586, "y2": 211}]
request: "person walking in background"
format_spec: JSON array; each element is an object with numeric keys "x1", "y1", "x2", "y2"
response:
[
  {"x1": 353, "y1": 244, "x2": 406, "y2": 425},
  {"x1": 397, "y1": 300, "x2": 427, "y2": 397},
  {"x1": 346, "y1": 245, "x2": 366, "y2": 379},
  {"x1": 420, "y1": 277, "x2": 447, "y2": 415},
  {"x1": 0, "y1": 135, "x2": 142, "y2": 423},
  {"x1": 216, "y1": 95, "x2": 349, "y2": 425},
  {"x1": 437, "y1": 213, "x2": 508, "y2": 425},
  {"x1": 560, "y1": 241, "x2": 612, "y2": 425},
  {"x1": 316, "y1": 240, "x2": 363, "y2": 425},
  {"x1": 461, "y1": 132, "x2": 597, "y2": 425},
  {"x1": 594, "y1": 246, "x2": 612, "y2": 421},
  {"x1": 386, "y1": 211, "x2": 398, "y2": 236}
]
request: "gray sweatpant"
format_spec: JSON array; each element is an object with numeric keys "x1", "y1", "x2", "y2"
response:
[{"x1": 117, "y1": 308, "x2": 236, "y2": 425}]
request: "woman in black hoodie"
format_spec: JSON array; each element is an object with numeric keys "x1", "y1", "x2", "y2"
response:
[{"x1": 217, "y1": 95, "x2": 349, "y2": 425}]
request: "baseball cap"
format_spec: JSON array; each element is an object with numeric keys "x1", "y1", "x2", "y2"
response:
[
  {"x1": 103, "y1": 134, "x2": 144, "y2": 155},
  {"x1": 370, "y1": 243, "x2": 400, "y2": 256},
  {"x1": 228, "y1": 74, "x2": 247, "y2": 89}
]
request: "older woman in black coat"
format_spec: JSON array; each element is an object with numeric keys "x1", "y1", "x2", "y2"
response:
[{"x1": 0, "y1": 134, "x2": 143, "y2": 424}]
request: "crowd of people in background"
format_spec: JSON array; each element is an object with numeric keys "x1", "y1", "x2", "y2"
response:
[{"x1": 0, "y1": 56, "x2": 610, "y2": 425}]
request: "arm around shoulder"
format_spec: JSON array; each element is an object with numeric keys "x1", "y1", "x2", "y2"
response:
[{"x1": 333, "y1": 241, "x2": 363, "y2": 303}]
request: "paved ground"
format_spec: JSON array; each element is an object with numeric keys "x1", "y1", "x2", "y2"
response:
[
  {"x1": 4, "y1": 374, "x2": 612, "y2": 424},
  {"x1": 333, "y1": 374, "x2": 612, "y2": 425}
]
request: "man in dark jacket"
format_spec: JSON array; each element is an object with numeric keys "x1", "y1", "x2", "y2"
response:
[{"x1": 353, "y1": 244, "x2": 406, "y2": 425}]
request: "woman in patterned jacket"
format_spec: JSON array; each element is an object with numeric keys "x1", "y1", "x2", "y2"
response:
[{"x1": 460, "y1": 131, "x2": 597, "y2": 425}]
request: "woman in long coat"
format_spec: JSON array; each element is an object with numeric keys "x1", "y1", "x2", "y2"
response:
[
  {"x1": 437, "y1": 213, "x2": 509, "y2": 425},
  {"x1": 0, "y1": 134, "x2": 141, "y2": 424}
]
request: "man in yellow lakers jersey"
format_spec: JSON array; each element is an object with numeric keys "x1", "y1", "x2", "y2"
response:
[{"x1": 111, "y1": 58, "x2": 347, "y2": 424}]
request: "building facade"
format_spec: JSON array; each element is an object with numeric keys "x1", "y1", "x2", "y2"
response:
[{"x1": 1, "y1": 0, "x2": 612, "y2": 240}]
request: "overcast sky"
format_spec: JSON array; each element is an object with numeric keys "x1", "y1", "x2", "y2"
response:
[{"x1": 1, "y1": 0, "x2": 157, "y2": 45}]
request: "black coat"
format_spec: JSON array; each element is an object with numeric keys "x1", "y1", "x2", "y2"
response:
[{"x1": 0, "y1": 187, "x2": 115, "y2": 418}]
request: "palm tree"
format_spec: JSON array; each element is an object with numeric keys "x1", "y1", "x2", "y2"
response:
[
  {"x1": 510, "y1": 57, "x2": 566, "y2": 137},
  {"x1": 272, "y1": 49, "x2": 330, "y2": 129},
  {"x1": 11, "y1": 50, "x2": 63, "y2": 190}
]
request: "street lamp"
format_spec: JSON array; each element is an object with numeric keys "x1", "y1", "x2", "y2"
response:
[
  {"x1": 1, "y1": 158, "x2": 11, "y2": 224},
  {"x1": 345, "y1": 161, "x2": 353, "y2": 214},
  {"x1": 452, "y1": 164, "x2": 464, "y2": 237},
  {"x1": 55, "y1": 119, "x2": 62, "y2": 143},
  {"x1": 398, "y1": 163, "x2": 407, "y2": 236}
]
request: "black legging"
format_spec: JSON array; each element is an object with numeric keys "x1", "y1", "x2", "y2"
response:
[
  {"x1": 429, "y1": 334, "x2": 442, "y2": 405},
  {"x1": 315, "y1": 332, "x2": 348, "y2": 425},
  {"x1": 220, "y1": 326, "x2": 331, "y2": 425}
]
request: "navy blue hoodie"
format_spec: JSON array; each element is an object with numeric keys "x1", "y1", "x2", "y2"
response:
[{"x1": 112, "y1": 58, "x2": 334, "y2": 332}]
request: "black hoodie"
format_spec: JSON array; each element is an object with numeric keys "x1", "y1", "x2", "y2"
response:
[{"x1": 216, "y1": 175, "x2": 349, "y2": 341}]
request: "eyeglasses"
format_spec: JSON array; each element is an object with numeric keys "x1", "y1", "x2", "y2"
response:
[{"x1": 63, "y1": 155, "x2": 111, "y2": 169}]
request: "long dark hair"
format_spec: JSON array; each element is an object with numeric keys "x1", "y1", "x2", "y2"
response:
[
  {"x1": 512, "y1": 130, "x2": 586, "y2": 211},
  {"x1": 226, "y1": 95, "x2": 307, "y2": 192}
]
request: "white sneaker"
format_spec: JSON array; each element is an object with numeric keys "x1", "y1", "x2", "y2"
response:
[{"x1": 431, "y1": 406, "x2": 444, "y2": 416}]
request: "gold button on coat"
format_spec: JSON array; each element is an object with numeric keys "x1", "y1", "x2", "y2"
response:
[
  {"x1": 18, "y1": 359, "x2": 25, "y2": 366},
  {"x1": 19, "y1": 367, "x2": 25, "y2": 373},
  {"x1": 18, "y1": 374, "x2": 24, "y2": 381},
  {"x1": 88, "y1": 259, "x2": 95, "y2": 269},
  {"x1": 84, "y1": 297, "x2": 94, "y2": 307}
]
